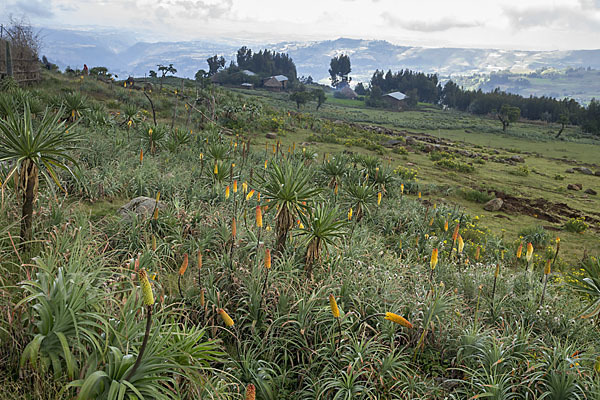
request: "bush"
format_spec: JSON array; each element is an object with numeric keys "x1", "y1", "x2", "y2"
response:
[
  {"x1": 434, "y1": 158, "x2": 475, "y2": 173},
  {"x1": 457, "y1": 188, "x2": 494, "y2": 204},
  {"x1": 518, "y1": 225, "x2": 551, "y2": 247},
  {"x1": 429, "y1": 151, "x2": 456, "y2": 162},
  {"x1": 509, "y1": 165, "x2": 530, "y2": 176},
  {"x1": 393, "y1": 165, "x2": 418, "y2": 181},
  {"x1": 563, "y1": 217, "x2": 588, "y2": 233}
]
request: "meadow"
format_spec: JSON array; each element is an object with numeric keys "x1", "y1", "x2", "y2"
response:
[{"x1": 0, "y1": 71, "x2": 600, "y2": 399}]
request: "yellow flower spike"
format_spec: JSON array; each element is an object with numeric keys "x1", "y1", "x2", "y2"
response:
[
  {"x1": 398, "y1": 239, "x2": 402, "y2": 250},
  {"x1": 544, "y1": 259, "x2": 551, "y2": 275},
  {"x1": 257, "y1": 192, "x2": 261, "y2": 201},
  {"x1": 256, "y1": 206, "x2": 263, "y2": 228},
  {"x1": 384, "y1": 312, "x2": 413, "y2": 328},
  {"x1": 138, "y1": 269, "x2": 154, "y2": 306},
  {"x1": 329, "y1": 294, "x2": 340, "y2": 318},
  {"x1": 526, "y1": 243, "x2": 534, "y2": 262},
  {"x1": 517, "y1": 243, "x2": 523, "y2": 259},
  {"x1": 264, "y1": 159, "x2": 268, "y2": 169},
  {"x1": 153, "y1": 207, "x2": 159, "y2": 220},
  {"x1": 430, "y1": 248, "x2": 439, "y2": 270},
  {"x1": 246, "y1": 189, "x2": 255, "y2": 201},
  {"x1": 152, "y1": 235, "x2": 157, "y2": 251},
  {"x1": 197, "y1": 251, "x2": 203, "y2": 270},
  {"x1": 155, "y1": 191, "x2": 160, "y2": 203},
  {"x1": 429, "y1": 217, "x2": 434, "y2": 226},
  {"x1": 265, "y1": 249, "x2": 271, "y2": 269},
  {"x1": 401, "y1": 183, "x2": 404, "y2": 194},
  {"x1": 444, "y1": 220, "x2": 448, "y2": 232},
  {"x1": 495, "y1": 264, "x2": 500, "y2": 278},
  {"x1": 127, "y1": 120, "x2": 132, "y2": 128},
  {"x1": 199, "y1": 153, "x2": 204, "y2": 160},
  {"x1": 334, "y1": 183, "x2": 338, "y2": 195},
  {"x1": 148, "y1": 128, "x2": 153, "y2": 136},
  {"x1": 225, "y1": 185, "x2": 230, "y2": 199},
  {"x1": 233, "y1": 180, "x2": 238, "y2": 193},
  {"x1": 218, "y1": 308, "x2": 234, "y2": 327},
  {"x1": 418, "y1": 192, "x2": 421, "y2": 199},
  {"x1": 179, "y1": 254, "x2": 189, "y2": 276},
  {"x1": 242, "y1": 182, "x2": 248, "y2": 193},
  {"x1": 213, "y1": 163, "x2": 218, "y2": 175},
  {"x1": 457, "y1": 235, "x2": 464, "y2": 254},
  {"x1": 377, "y1": 192, "x2": 382, "y2": 206},
  {"x1": 124, "y1": 82, "x2": 127, "y2": 88},
  {"x1": 348, "y1": 207, "x2": 353, "y2": 221}
]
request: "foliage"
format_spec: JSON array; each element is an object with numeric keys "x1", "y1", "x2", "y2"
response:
[{"x1": 563, "y1": 217, "x2": 588, "y2": 233}]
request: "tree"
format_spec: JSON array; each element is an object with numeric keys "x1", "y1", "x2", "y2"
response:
[
  {"x1": 195, "y1": 69, "x2": 210, "y2": 88},
  {"x1": 497, "y1": 104, "x2": 521, "y2": 131},
  {"x1": 206, "y1": 55, "x2": 226, "y2": 77},
  {"x1": 156, "y1": 64, "x2": 177, "y2": 90},
  {"x1": 90, "y1": 66, "x2": 108, "y2": 76},
  {"x1": 312, "y1": 88, "x2": 326, "y2": 110},
  {"x1": 0, "y1": 102, "x2": 81, "y2": 246},
  {"x1": 148, "y1": 70, "x2": 157, "y2": 78},
  {"x1": 236, "y1": 46, "x2": 253, "y2": 70},
  {"x1": 365, "y1": 86, "x2": 384, "y2": 108},
  {"x1": 405, "y1": 88, "x2": 419, "y2": 107},
  {"x1": 290, "y1": 91, "x2": 312, "y2": 110},
  {"x1": 555, "y1": 113, "x2": 569, "y2": 138},
  {"x1": 354, "y1": 83, "x2": 367, "y2": 95},
  {"x1": 329, "y1": 55, "x2": 351, "y2": 88}
]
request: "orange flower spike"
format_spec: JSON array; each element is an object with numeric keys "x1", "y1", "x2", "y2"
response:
[
  {"x1": 444, "y1": 220, "x2": 448, "y2": 232},
  {"x1": 544, "y1": 259, "x2": 552, "y2": 275},
  {"x1": 218, "y1": 308, "x2": 234, "y2": 327},
  {"x1": 517, "y1": 243, "x2": 523, "y2": 259},
  {"x1": 457, "y1": 235, "x2": 465, "y2": 254},
  {"x1": 179, "y1": 254, "x2": 189, "y2": 276},
  {"x1": 233, "y1": 180, "x2": 238, "y2": 193},
  {"x1": 139, "y1": 148, "x2": 144, "y2": 164},
  {"x1": 197, "y1": 250, "x2": 202, "y2": 269},
  {"x1": 475, "y1": 246, "x2": 480, "y2": 261},
  {"x1": 245, "y1": 384, "x2": 256, "y2": 400},
  {"x1": 225, "y1": 185, "x2": 230, "y2": 199}
]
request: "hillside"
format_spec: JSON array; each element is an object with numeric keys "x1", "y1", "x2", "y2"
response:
[
  {"x1": 1, "y1": 71, "x2": 600, "y2": 399},
  {"x1": 40, "y1": 28, "x2": 600, "y2": 85}
]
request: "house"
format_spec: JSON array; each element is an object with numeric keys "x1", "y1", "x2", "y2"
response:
[
  {"x1": 335, "y1": 86, "x2": 358, "y2": 100},
  {"x1": 241, "y1": 70, "x2": 256, "y2": 76},
  {"x1": 263, "y1": 75, "x2": 289, "y2": 91},
  {"x1": 241, "y1": 82, "x2": 253, "y2": 89},
  {"x1": 383, "y1": 91, "x2": 408, "y2": 111}
]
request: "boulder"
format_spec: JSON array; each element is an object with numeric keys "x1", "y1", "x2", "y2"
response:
[
  {"x1": 384, "y1": 139, "x2": 404, "y2": 148},
  {"x1": 119, "y1": 196, "x2": 166, "y2": 219},
  {"x1": 595, "y1": 171, "x2": 600, "y2": 176},
  {"x1": 584, "y1": 188, "x2": 597, "y2": 195},
  {"x1": 567, "y1": 183, "x2": 583, "y2": 191},
  {"x1": 510, "y1": 155, "x2": 525, "y2": 163},
  {"x1": 265, "y1": 132, "x2": 277, "y2": 139},
  {"x1": 579, "y1": 167, "x2": 594, "y2": 175},
  {"x1": 484, "y1": 198, "x2": 503, "y2": 212},
  {"x1": 565, "y1": 168, "x2": 576, "y2": 173}
]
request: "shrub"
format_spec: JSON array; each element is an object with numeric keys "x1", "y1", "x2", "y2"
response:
[
  {"x1": 509, "y1": 165, "x2": 530, "y2": 176},
  {"x1": 563, "y1": 217, "x2": 588, "y2": 233},
  {"x1": 457, "y1": 188, "x2": 495, "y2": 204},
  {"x1": 429, "y1": 151, "x2": 456, "y2": 162},
  {"x1": 434, "y1": 158, "x2": 475, "y2": 173},
  {"x1": 518, "y1": 225, "x2": 550, "y2": 247},
  {"x1": 393, "y1": 165, "x2": 418, "y2": 181}
]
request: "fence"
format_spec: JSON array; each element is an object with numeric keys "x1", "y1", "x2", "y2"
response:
[{"x1": 0, "y1": 38, "x2": 41, "y2": 83}]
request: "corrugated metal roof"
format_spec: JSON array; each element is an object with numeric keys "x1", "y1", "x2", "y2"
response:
[
  {"x1": 272, "y1": 75, "x2": 288, "y2": 82},
  {"x1": 384, "y1": 91, "x2": 407, "y2": 101},
  {"x1": 241, "y1": 70, "x2": 256, "y2": 76}
]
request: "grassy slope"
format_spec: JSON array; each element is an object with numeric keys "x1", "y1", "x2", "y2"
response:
[{"x1": 232, "y1": 87, "x2": 600, "y2": 260}]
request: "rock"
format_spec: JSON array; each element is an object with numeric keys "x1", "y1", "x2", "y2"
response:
[
  {"x1": 567, "y1": 183, "x2": 583, "y2": 191},
  {"x1": 579, "y1": 167, "x2": 594, "y2": 175},
  {"x1": 595, "y1": 171, "x2": 600, "y2": 176},
  {"x1": 565, "y1": 169, "x2": 576, "y2": 173},
  {"x1": 265, "y1": 132, "x2": 277, "y2": 139},
  {"x1": 510, "y1": 155, "x2": 525, "y2": 163},
  {"x1": 484, "y1": 198, "x2": 503, "y2": 212},
  {"x1": 119, "y1": 196, "x2": 166, "y2": 219},
  {"x1": 584, "y1": 188, "x2": 597, "y2": 195},
  {"x1": 384, "y1": 139, "x2": 404, "y2": 148}
]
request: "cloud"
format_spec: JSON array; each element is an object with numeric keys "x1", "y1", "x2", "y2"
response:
[
  {"x1": 14, "y1": 0, "x2": 54, "y2": 18},
  {"x1": 168, "y1": 0, "x2": 234, "y2": 19},
  {"x1": 382, "y1": 15, "x2": 482, "y2": 32},
  {"x1": 503, "y1": 5, "x2": 600, "y2": 31},
  {"x1": 579, "y1": 0, "x2": 600, "y2": 10}
]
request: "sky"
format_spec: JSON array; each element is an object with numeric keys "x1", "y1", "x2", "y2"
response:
[{"x1": 2, "y1": 0, "x2": 600, "y2": 50}]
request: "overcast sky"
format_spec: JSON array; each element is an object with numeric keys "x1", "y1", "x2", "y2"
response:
[{"x1": 2, "y1": 0, "x2": 600, "y2": 50}]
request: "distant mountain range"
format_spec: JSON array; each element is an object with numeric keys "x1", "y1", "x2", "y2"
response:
[{"x1": 40, "y1": 28, "x2": 600, "y2": 96}]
